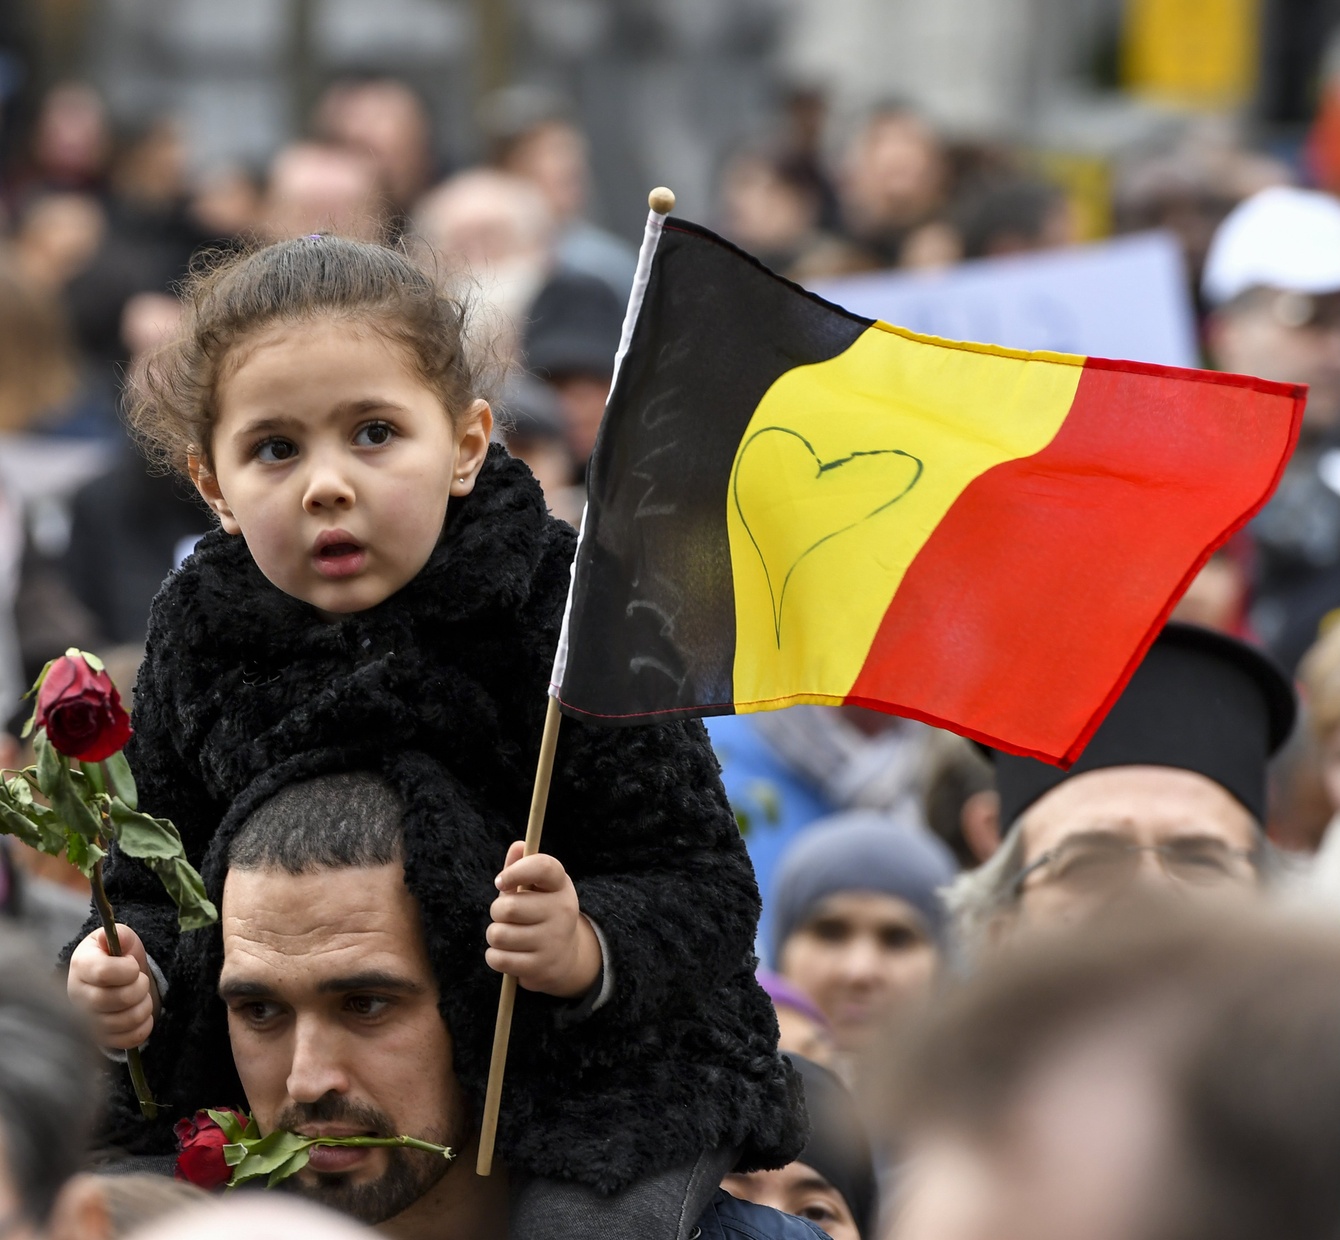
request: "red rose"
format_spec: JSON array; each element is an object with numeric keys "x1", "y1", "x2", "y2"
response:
[
  {"x1": 34, "y1": 654, "x2": 132, "y2": 762},
  {"x1": 173, "y1": 1109, "x2": 240, "y2": 1190}
]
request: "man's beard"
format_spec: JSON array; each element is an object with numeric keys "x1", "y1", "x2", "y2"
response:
[{"x1": 274, "y1": 1095, "x2": 453, "y2": 1225}]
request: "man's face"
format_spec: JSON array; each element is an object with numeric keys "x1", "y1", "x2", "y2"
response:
[
  {"x1": 1209, "y1": 291, "x2": 1340, "y2": 436},
  {"x1": 219, "y1": 862, "x2": 466, "y2": 1224},
  {"x1": 778, "y1": 891, "x2": 939, "y2": 1052},
  {"x1": 1011, "y1": 766, "x2": 1258, "y2": 933}
]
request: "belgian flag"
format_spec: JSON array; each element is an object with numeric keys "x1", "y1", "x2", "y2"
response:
[{"x1": 550, "y1": 215, "x2": 1304, "y2": 765}]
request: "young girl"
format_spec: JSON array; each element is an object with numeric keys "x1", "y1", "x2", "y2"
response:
[{"x1": 64, "y1": 236, "x2": 801, "y2": 1207}]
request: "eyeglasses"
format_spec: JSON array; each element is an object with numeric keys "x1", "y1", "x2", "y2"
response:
[{"x1": 1014, "y1": 834, "x2": 1256, "y2": 897}]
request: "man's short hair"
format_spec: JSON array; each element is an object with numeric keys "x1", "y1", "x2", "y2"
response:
[
  {"x1": 228, "y1": 772, "x2": 404, "y2": 874},
  {"x1": 0, "y1": 931, "x2": 99, "y2": 1223}
]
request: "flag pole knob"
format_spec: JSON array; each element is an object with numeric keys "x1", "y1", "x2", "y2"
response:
[{"x1": 648, "y1": 186, "x2": 676, "y2": 216}]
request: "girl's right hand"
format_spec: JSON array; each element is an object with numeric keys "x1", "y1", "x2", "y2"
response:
[{"x1": 67, "y1": 926, "x2": 160, "y2": 1050}]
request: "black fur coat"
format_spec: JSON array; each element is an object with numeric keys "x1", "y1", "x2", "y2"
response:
[{"x1": 95, "y1": 444, "x2": 804, "y2": 1192}]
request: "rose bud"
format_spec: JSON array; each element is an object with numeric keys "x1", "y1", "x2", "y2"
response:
[
  {"x1": 34, "y1": 654, "x2": 132, "y2": 762},
  {"x1": 173, "y1": 1109, "x2": 241, "y2": 1190}
]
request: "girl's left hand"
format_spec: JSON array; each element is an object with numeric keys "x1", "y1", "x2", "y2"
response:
[{"x1": 487, "y1": 842, "x2": 603, "y2": 998}]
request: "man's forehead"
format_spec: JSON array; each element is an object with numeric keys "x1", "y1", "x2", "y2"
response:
[
  {"x1": 1020, "y1": 764, "x2": 1257, "y2": 855},
  {"x1": 220, "y1": 863, "x2": 431, "y2": 984}
]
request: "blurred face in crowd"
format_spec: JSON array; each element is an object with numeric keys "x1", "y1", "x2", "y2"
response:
[
  {"x1": 778, "y1": 891, "x2": 938, "y2": 1052},
  {"x1": 841, "y1": 110, "x2": 945, "y2": 234},
  {"x1": 317, "y1": 80, "x2": 433, "y2": 210},
  {"x1": 720, "y1": 153, "x2": 819, "y2": 256},
  {"x1": 192, "y1": 316, "x2": 491, "y2": 615},
  {"x1": 1208, "y1": 289, "x2": 1340, "y2": 436},
  {"x1": 1009, "y1": 766, "x2": 1258, "y2": 935},
  {"x1": 219, "y1": 862, "x2": 468, "y2": 1225},
  {"x1": 552, "y1": 373, "x2": 611, "y2": 466},
  {"x1": 263, "y1": 143, "x2": 388, "y2": 244},
  {"x1": 414, "y1": 171, "x2": 554, "y2": 345},
  {"x1": 723, "y1": 1163, "x2": 860, "y2": 1240},
  {"x1": 500, "y1": 120, "x2": 590, "y2": 224},
  {"x1": 33, "y1": 83, "x2": 111, "y2": 183},
  {"x1": 888, "y1": 1017, "x2": 1176, "y2": 1240}
]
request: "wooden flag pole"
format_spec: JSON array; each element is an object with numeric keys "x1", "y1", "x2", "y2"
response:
[
  {"x1": 476, "y1": 693, "x2": 563, "y2": 1176},
  {"x1": 475, "y1": 187, "x2": 675, "y2": 1177}
]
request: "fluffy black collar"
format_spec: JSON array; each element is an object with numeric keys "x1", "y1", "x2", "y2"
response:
[{"x1": 177, "y1": 442, "x2": 556, "y2": 661}]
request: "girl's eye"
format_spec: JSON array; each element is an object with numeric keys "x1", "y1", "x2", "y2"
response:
[
  {"x1": 254, "y1": 438, "x2": 297, "y2": 463},
  {"x1": 354, "y1": 422, "x2": 394, "y2": 447},
  {"x1": 799, "y1": 1202, "x2": 839, "y2": 1224}
]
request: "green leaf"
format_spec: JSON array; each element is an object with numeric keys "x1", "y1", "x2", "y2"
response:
[
  {"x1": 108, "y1": 800, "x2": 217, "y2": 930},
  {"x1": 112, "y1": 806, "x2": 186, "y2": 860},
  {"x1": 75, "y1": 649, "x2": 105, "y2": 673},
  {"x1": 266, "y1": 1149, "x2": 313, "y2": 1188},
  {"x1": 206, "y1": 1109, "x2": 250, "y2": 1143},
  {"x1": 0, "y1": 801, "x2": 47, "y2": 852},
  {"x1": 45, "y1": 752, "x2": 103, "y2": 843},
  {"x1": 5, "y1": 776, "x2": 33, "y2": 806},
  {"x1": 22, "y1": 656, "x2": 56, "y2": 705},
  {"x1": 223, "y1": 1142, "x2": 247, "y2": 1168},
  {"x1": 34, "y1": 732, "x2": 60, "y2": 800},
  {"x1": 64, "y1": 832, "x2": 105, "y2": 877},
  {"x1": 227, "y1": 1130, "x2": 313, "y2": 1186},
  {"x1": 101, "y1": 751, "x2": 137, "y2": 811},
  {"x1": 79, "y1": 763, "x2": 107, "y2": 798}
]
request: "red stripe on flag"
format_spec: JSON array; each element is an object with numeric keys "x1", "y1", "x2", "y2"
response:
[{"x1": 845, "y1": 361, "x2": 1305, "y2": 765}]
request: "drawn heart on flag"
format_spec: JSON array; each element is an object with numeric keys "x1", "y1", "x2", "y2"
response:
[{"x1": 732, "y1": 426, "x2": 923, "y2": 646}]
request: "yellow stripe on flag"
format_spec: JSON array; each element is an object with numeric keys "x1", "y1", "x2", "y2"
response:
[{"x1": 726, "y1": 323, "x2": 1085, "y2": 710}]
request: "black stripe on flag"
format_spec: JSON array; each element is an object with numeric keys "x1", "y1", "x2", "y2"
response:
[{"x1": 558, "y1": 220, "x2": 870, "y2": 722}]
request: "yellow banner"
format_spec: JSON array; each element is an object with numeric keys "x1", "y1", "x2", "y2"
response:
[{"x1": 1123, "y1": 0, "x2": 1262, "y2": 109}]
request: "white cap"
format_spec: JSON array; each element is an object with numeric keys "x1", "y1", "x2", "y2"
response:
[{"x1": 1202, "y1": 186, "x2": 1340, "y2": 306}]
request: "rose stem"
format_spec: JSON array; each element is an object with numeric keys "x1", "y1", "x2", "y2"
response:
[{"x1": 90, "y1": 860, "x2": 159, "y2": 1120}]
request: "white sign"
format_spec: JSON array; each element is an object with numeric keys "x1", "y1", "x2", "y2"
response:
[{"x1": 810, "y1": 231, "x2": 1199, "y2": 368}]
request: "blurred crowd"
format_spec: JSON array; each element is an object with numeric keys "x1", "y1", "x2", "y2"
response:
[{"x1": 9, "y1": 46, "x2": 1340, "y2": 1240}]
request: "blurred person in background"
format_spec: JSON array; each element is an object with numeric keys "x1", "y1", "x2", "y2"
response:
[
  {"x1": 6, "y1": 82, "x2": 111, "y2": 206},
  {"x1": 521, "y1": 270, "x2": 623, "y2": 477},
  {"x1": 0, "y1": 837, "x2": 89, "y2": 965},
  {"x1": 835, "y1": 102, "x2": 948, "y2": 268},
  {"x1": 481, "y1": 85, "x2": 636, "y2": 303},
  {"x1": 883, "y1": 904, "x2": 1340, "y2": 1240},
  {"x1": 948, "y1": 624, "x2": 1293, "y2": 964},
  {"x1": 0, "y1": 930, "x2": 100, "y2": 1240},
  {"x1": 12, "y1": 192, "x2": 106, "y2": 294},
  {"x1": 951, "y1": 175, "x2": 1076, "y2": 261},
  {"x1": 1202, "y1": 187, "x2": 1340, "y2": 670},
  {"x1": 717, "y1": 144, "x2": 870, "y2": 281},
  {"x1": 188, "y1": 163, "x2": 260, "y2": 245},
  {"x1": 260, "y1": 141, "x2": 388, "y2": 244},
  {"x1": 756, "y1": 969, "x2": 836, "y2": 1065},
  {"x1": 126, "y1": 1198, "x2": 372, "y2": 1240},
  {"x1": 723, "y1": 1055, "x2": 876, "y2": 1240},
  {"x1": 1113, "y1": 119, "x2": 1289, "y2": 317},
  {"x1": 61, "y1": 290, "x2": 208, "y2": 648},
  {"x1": 314, "y1": 76, "x2": 436, "y2": 234},
  {"x1": 412, "y1": 166, "x2": 553, "y2": 357},
  {"x1": 770, "y1": 810, "x2": 956, "y2": 1056},
  {"x1": 498, "y1": 371, "x2": 581, "y2": 525},
  {"x1": 1292, "y1": 621, "x2": 1340, "y2": 890},
  {"x1": 708, "y1": 704, "x2": 934, "y2": 936},
  {"x1": 920, "y1": 731, "x2": 998, "y2": 870},
  {"x1": 48, "y1": 1176, "x2": 204, "y2": 1240}
]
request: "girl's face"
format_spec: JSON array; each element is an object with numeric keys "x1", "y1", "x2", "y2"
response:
[{"x1": 192, "y1": 315, "x2": 491, "y2": 616}]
